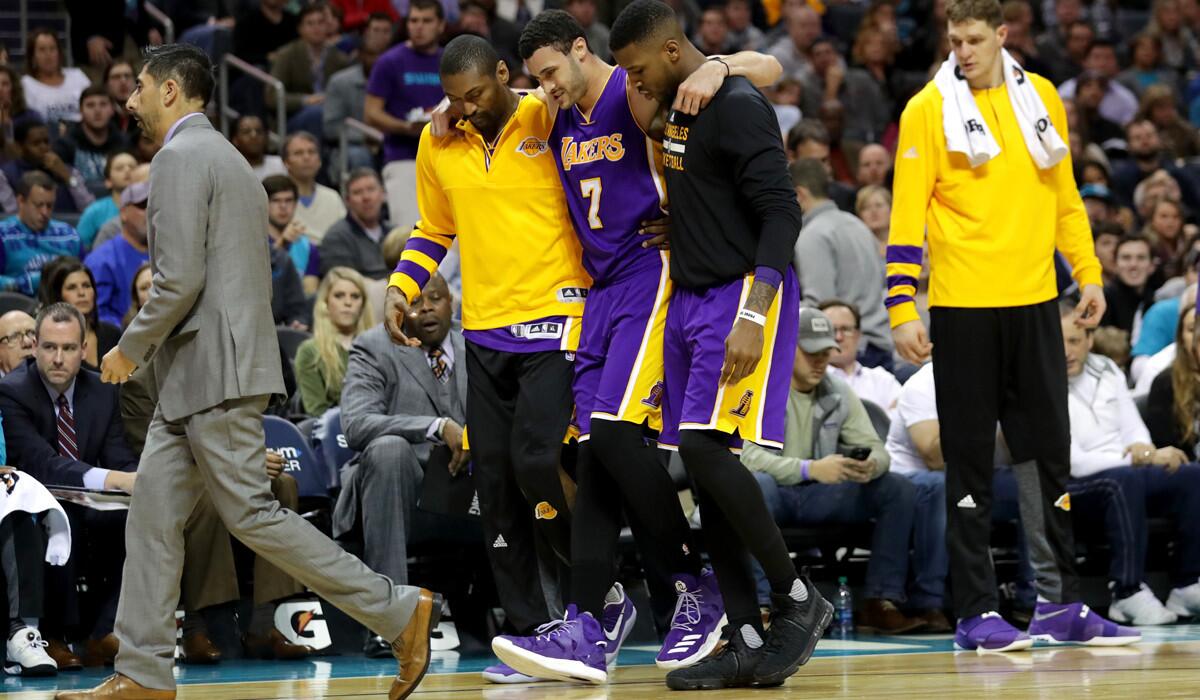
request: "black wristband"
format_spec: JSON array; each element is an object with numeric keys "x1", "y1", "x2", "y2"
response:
[{"x1": 710, "y1": 57, "x2": 731, "y2": 77}]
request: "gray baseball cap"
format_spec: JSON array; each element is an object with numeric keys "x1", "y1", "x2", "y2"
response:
[{"x1": 798, "y1": 308, "x2": 840, "y2": 354}]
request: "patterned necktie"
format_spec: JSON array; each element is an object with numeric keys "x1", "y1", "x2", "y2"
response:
[
  {"x1": 56, "y1": 394, "x2": 80, "y2": 461},
  {"x1": 429, "y1": 347, "x2": 449, "y2": 384}
]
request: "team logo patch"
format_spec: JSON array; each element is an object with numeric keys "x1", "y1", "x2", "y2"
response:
[
  {"x1": 730, "y1": 390, "x2": 754, "y2": 418},
  {"x1": 1055, "y1": 493, "x2": 1071, "y2": 512},
  {"x1": 516, "y1": 137, "x2": 548, "y2": 157},
  {"x1": 510, "y1": 321, "x2": 563, "y2": 340},
  {"x1": 535, "y1": 501, "x2": 559, "y2": 520},
  {"x1": 641, "y1": 381, "x2": 665, "y2": 409}
]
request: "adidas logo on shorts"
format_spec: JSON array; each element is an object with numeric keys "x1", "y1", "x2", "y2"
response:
[
  {"x1": 492, "y1": 535, "x2": 508, "y2": 548},
  {"x1": 957, "y1": 494, "x2": 977, "y2": 509}
]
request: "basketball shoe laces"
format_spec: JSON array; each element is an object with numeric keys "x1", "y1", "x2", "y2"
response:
[
  {"x1": 670, "y1": 590, "x2": 702, "y2": 631},
  {"x1": 533, "y1": 614, "x2": 577, "y2": 642},
  {"x1": 15, "y1": 629, "x2": 49, "y2": 654}
]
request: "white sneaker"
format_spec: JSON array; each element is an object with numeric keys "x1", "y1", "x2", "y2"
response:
[
  {"x1": 1109, "y1": 585, "x2": 1178, "y2": 626},
  {"x1": 5, "y1": 627, "x2": 57, "y2": 676},
  {"x1": 1166, "y1": 581, "x2": 1200, "y2": 617}
]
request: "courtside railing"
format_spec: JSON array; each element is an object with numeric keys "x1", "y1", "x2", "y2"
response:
[{"x1": 219, "y1": 54, "x2": 287, "y2": 148}]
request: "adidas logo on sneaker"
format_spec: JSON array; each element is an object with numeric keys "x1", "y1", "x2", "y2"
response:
[
  {"x1": 957, "y1": 494, "x2": 977, "y2": 509},
  {"x1": 492, "y1": 535, "x2": 508, "y2": 548}
]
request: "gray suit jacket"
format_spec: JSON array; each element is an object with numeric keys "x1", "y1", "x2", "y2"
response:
[{"x1": 119, "y1": 114, "x2": 285, "y2": 422}]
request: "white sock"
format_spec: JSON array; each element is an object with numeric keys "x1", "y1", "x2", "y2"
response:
[
  {"x1": 740, "y1": 624, "x2": 764, "y2": 649},
  {"x1": 789, "y1": 578, "x2": 809, "y2": 603}
]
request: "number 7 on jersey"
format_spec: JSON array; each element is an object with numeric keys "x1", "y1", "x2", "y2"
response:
[{"x1": 580, "y1": 177, "x2": 603, "y2": 229}]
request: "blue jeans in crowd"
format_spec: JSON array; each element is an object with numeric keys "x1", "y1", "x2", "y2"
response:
[{"x1": 752, "y1": 471, "x2": 915, "y2": 605}]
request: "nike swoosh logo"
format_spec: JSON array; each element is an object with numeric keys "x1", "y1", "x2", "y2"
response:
[
  {"x1": 605, "y1": 610, "x2": 624, "y2": 642},
  {"x1": 1033, "y1": 608, "x2": 1069, "y2": 621}
]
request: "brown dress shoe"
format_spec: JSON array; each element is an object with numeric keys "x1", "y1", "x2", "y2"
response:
[
  {"x1": 858, "y1": 598, "x2": 928, "y2": 634},
  {"x1": 54, "y1": 673, "x2": 175, "y2": 699},
  {"x1": 82, "y1": 634, "x2": 119, "y2": 667},
  {"x1": 389, "y1": 589, "x2": 443, "y2": 700},
  {"x1": 45, "y1": 638, "x2": 83, "y2": 671},
  {"x1": 180, "y1": 631, "x2": 222, "y2": 665},
  {"x1": 242, "y1": 629, "x2": 315, "y2": 660},
  {"x1": 917, "y1": 608, "x2": 953, "y2": 634}
]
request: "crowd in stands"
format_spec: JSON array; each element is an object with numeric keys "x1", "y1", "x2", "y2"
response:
[{"x1": 2, "y1": 0, "x2": 1200, "y2": 678}]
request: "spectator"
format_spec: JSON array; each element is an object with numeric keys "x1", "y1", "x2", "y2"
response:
[
  {"x1": 1147, "y1": 300, "x2": 1200, "y2": 452},
  {"x1": 855, "y1": 143, "x2": 890, "y2": 188},
  {"x1": 1080, "y1": 183, "x2": 1119, "y2": 229},
  {"x1": 0, "y1": 65, "x2": 32, "y2": 159},
  {"x1": 232, "y1": 0, "x2": 298, "y2": 67},
  {"x1": 122, "y1": 261, "x2": 152, "y2": 329},
  {"x1": 19, "y1": 29, "x2": 92, "y2": 128},
  {"x1": 693, "y1": 7, "x2": 732, "y2": 55},
  {"x1": 1037, "y1": 17, "x2": 1092, "y2": 85},
  {"x1": 0, "y1": 172, "x2": 83, "y2": 296},
  {"x1": 1073, "y1": 71, "x2": 1125, "y2": 150},
  {"x1": 295, "y1": 266, "x2": 375, "y2": 415},
  {"x1": 856, "y1": 185, "x2": 892, "y2": 260},
  {"x1": 785, "y1": 119, "x2": 856, "y2": 211},
  {"x1": 365, "y1": 0, "x2": 445, "y2": 232},
  {"x1": 319, "y1": 168, "x2": 391, "y2": 279},
  {"x1": 1117, "y1": 34, "x2": 1177, "y2": 98},
  {"x1": 324, "y1": 13, "x2": 394, "y2": 171},
  {"x1": 1132, "y1": 275, "x2": 1198, "y2": 386},
  {"x1": 1137, "y1": 84, "x2": 1200, "y2": 160},
  {"x1": 0, "y1": 117, "x2": 95, "y2": 215},
  {"x1": 102, "y1": 59, "x2": 138, "y2": 139},
  {"x1": 0, "y1": 310, "x2": 35, "y2": 377},
  {"x1": 1144, "y1": 197, "x2": 1187, "y2": 278},
  {"x1": 231, "y1": 115, "x2": 287, "y2": 181},
  {"x1": 1093, "y1": 221, "x2": 1124, "y2": 284},
  {"x1": 1102, "y1": 234, "x2": 1161, "y2": 341},
  {"x1": 269, "y1": 246, "x2": 310, "y2": 330},
  {"x1": 1112, "y1": 120, "x2": 1192, "y2": 209},
  {"x1": 724, "y1": 0, "x2": 764, "y2": 52},
  {"x1": 330, "y1": 0, "x2": 399, "y2": 30},
  {"x1": 270, "y1": 3, "x2": 352, "y2": 139},
  {"x1": 820, "y1": 299, "x2": 901, "y2": 414},
  {"x1": 767, "y1": 4, "x2": 819, "y2": 82},
  {"x1": 333, "y1": 272, "x2": 465, "y2": 655},
  {"x1": 1147, "y1": 0, "x2": 1200, "y2": 75},
  {"x1": 283, "y1": 132, "x2": 346, "y2": 242},
  {"x1": 63, "y1": 0, "x2": 163, "y2": 79},
  {"x1": 36, "y1": 256, "x2": 122, "y2": 370},
  {"x1": 75, "y1": 151, "x2": 137, "y2": 250},
  {"x1": 851, "y1": 23, "x2": 907, "y2": 131},
  {"x1": 566, "y1": 0, "x2": 612, "y2": 61},
  {"x1": 1058, "y1": 40, "x2": 1140, "y2": 128},
  {"x1": 88, "y1": 161, "x2": 149, "y2": 251},
  {"x1": 1001, "y1": 0, "x2": 1052, "y2": 77},
  {"x1": 800, "y1": 37, "x2": 888, "y2": 145},
  {"x1": 1078, "y1": 157, "x2": 1112, "y2": 187},
  {"x1": 166, "y1": 0, "x2": 238, "y2": 58},
  {"x1": 83, "y1": 180, "x2": 149, "y2": 328},
  {"x1": 790, "y1": 158, "x2": 892, "y2": 370},
  {"x1": 264, "y1": 175, "x2": 320, "y2": 295},
  {"x1": 1062, "y1": 304, "x2": 1200, "y2": 625},
  {"x1": 458, "y1": 0, "x2": 521, "y2": 68},
  {"x1": 742, "y1": 308, "x2": 926, "y2": 633},
  {"x1": 764, "y1": 78, "x2": 803, "y2": 137},
  {"x1": 53, "y1": 86, "x2": 130, "y2": 200}
]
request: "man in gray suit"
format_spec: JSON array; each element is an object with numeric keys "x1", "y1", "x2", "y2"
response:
[
  {"x1": 335, "y1": 273, "x2": 468, "y2": 656},
  {"x1": 63, "y1": 44, "x2": 439, "y2": 700}
]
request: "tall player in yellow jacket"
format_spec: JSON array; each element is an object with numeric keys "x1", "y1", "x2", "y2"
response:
[{"x1": 887, "y1": 0, "x2": 1138, "y2": 652}]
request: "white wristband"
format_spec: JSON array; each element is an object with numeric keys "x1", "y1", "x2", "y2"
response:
[{"x1": 737, "y1": 309, "x2": 767, "y2": 326}]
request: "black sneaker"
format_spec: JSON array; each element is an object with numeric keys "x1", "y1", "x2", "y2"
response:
[
  {"x1": 363, "y1": 634, "x2": 392, "y2": 658},
  {"x1": 664, "y1": 625, "x2": 764, "y2": 691},
  {"x1": 751, "y1": 577, "x2": 833, "y2": 687}
]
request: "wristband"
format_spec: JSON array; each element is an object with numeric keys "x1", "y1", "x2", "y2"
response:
[
  {"x1": 709, "y1": 56, "x2": 731, "y2": 77},
  {"x1": 800, "y1": 459, "x2": 811, "y2": 481},
  {"x1": 737, "y1": 308, "x2": 767, "y2": 326}
]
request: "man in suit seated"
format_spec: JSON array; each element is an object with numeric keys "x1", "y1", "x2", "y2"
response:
[
  {"x1": 335, "y1": 273, "x2": 466, "y2": 656},
  {"x1": 0, "y1": 302, "x2": 231, "y2": 667}
]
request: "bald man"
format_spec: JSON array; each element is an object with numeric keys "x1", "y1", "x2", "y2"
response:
[
  {"x1": 0, "y1": 310, "x2": 36, "y2": 377},
  {"x1": 855, "y1": 144, "x2": 891, "y2": 188}
]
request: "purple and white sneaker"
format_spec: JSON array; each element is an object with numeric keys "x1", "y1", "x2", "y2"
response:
[
  {"x1": 656, "y1": 568, "x2": 728, "y2": 670},
  {"x1": 602, "y1": 582, "x2": 637, "y2": 669},
  {"x1": 481, "y1": 662, "x2": 547, "y2": 684},
  {"x1": 1027, "y1": 602, "x2": 1141, "y2": 646},
  {"x1": 954, "y1": 612, "x2": 1033, "y2": 653},
  {"x1": 491, "y1": 605, "x2": 608, "y2": 685}
]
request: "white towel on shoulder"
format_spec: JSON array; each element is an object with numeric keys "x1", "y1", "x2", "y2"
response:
[{"x1": 933, "y1": 48, "x2": 1068, "y2": 169}]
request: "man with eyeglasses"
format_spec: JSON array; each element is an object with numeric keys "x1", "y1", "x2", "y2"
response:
[
  {"x1": 0, "y1": 311, "x2": 35, "y2": 377},
  {"x1": 819, "y1": 300, "x2": 902, "y2": 417}
]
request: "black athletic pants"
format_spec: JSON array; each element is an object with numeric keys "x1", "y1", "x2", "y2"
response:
[
  {"x1": 1, "y1": 513, "x2": 45, "y2": 622},
  {"x1": 931, "y1": 300, "x2": 1080, "y2": 619},
  {"x1": 466, "y1": 342, "x2": 575, "y2": 634}
]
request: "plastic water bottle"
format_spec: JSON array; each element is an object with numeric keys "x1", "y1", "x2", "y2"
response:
[{"x1": 834, "y1": 576, "x2": 855, "y2": 636}]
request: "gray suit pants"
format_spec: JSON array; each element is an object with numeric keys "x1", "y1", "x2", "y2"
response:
[{"x1": 114, "y1": 396, "x2": 418, "y2": 690}]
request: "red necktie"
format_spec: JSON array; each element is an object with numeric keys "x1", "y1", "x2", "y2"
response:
[{"x1": 57, "y1": 394, "x2": 80, "y2": 461}]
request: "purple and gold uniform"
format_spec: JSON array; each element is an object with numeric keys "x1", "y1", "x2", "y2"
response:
[{"x1": 550, "y1": 67, "x2": 671, "y2": 439}]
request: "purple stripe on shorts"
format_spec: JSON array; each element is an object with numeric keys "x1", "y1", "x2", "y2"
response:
[
  {"x1": 887, "y1": 274, "x2": 918, "y2": 291},
  {"x1": 406, "y1": 237, "x2": 449, "y2": 264},
  {"x1": 394, "y1": 260, "x2": 431, "y2": 289},
  {"x1": 886, "y1": 245, "x2": 924, "y2": 266},
  {"x1": 884, "y1": 294, "x2": 914, "y2": 308}
]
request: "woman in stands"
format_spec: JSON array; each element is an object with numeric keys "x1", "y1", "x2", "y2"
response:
[
  {"x1": 0, "y1": 64, "x2": 32, "y2": 159},
  {"x1": 20, "y1": 28, "x2": 91, "y2": 129},
  {"x1": 122, "y1": 261, "x2": 152, "y2": 329},
  {"x1": 294, "y1": 266, "x2": 374, "y2": 416},
  {"x1": 1146, "y1": 300, "x2": 1198, "y2": 453},
  {"x1": 856, "y1": 185, "x2": 892, "y2": 261},
  {"x1": 37, "y1": 256, "x2": 121, "y2": 369}
]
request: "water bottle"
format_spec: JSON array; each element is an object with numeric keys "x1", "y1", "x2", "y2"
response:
[{"x1": 834, "y1": 576, "x2": 855, "y2": 636}]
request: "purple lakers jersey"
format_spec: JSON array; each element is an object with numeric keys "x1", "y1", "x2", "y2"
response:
[{"x1": 551, "y1": 66, "x2": 666, "y2": 286}]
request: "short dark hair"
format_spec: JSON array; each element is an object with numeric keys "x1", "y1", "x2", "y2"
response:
[
  {"x1": 102, "y1": 58, "x2": 136, "y2": 85},
  {"x1": 1092, "y1": 221, "x2": 1125, "y2": 240},
  {"x1": 103, "y1": 150, "x2": 135, "y2": 179},
  {"x1": 345, "y1": 167, "x2": 383, "y2": 190},
  {"x1": 16, "y1": 170, "x2": 56, "y2": 198},
  {"x1": 440, "y1": 34, "x2": 500, "y2": 76},
  {"x1": 35, "y1": 301, "x2": 88, "y2": 343},
  {"x1": 141, "y1": 43, "x2": 216, "y2": 105},
  {"x1": 37, "y1": 257, "x2": 98, "y2": 328},
  {"x1": 518, "y1": 10, "x2": 587, "y2": 60},
  {"x1": 610, "y1": 0, "x2": 679, "y2": 53},
  {"x1": 1087, "y1": 38, "x2": 1117, "y2": 56},
  {"x1": 79, "y1": 84, "x2": 111, "y2": 107},
  {"x1": 13, "y1": 115, "x2": 47, "y2": 144},
  {"x1": 789, "y1": 158, "x2": 830, "y2": 198},
  {"x1": 818, "y1": 299, "x2": 861, "y2": 328},
  {"x1": 298, "y1": 2, "x2": 327, "y2": 23},
  {"x1": 786, "y1": 119, "x2": 830, "y2": 151},
  {"x1": 1115, "y1": 232, "x2": 1152, "y2": 256},
  {"x1": 945, "y1": 0, "x2": 1003, "y2": 28},
  {"x1": 408, "y1": 0, "x2": 445, "y2": 20},
  {"x1": 232, "y1": 113, "x2": 265, "y2": 134},
  {"x1": 262, "y1": 174, "x2": 298, "y2": 199},
  {"x1": 1125, "y1": 117, "x2": 1156, "y2": 137},
  {"x1": 282, "y1": 131, "x2": 320, "y2": 159}
]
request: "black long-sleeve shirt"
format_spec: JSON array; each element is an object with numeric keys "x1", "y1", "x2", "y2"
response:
[{"x1": 662, "y1": 76, "x2": 802, "y2": 289}]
